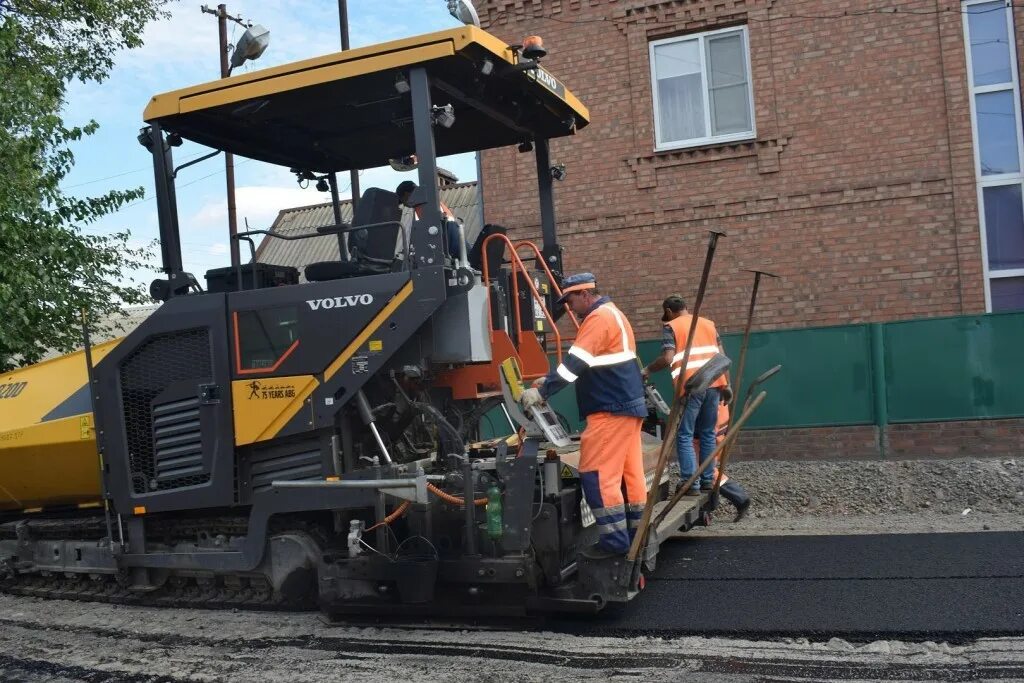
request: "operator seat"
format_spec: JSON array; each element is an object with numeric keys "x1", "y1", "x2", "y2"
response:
[{"x1": 304, "y1": 187, "x2": 402, "y2": 282}]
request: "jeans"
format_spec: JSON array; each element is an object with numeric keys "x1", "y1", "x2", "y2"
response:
[{"x1": 676, "y1": 388, "x2": 720, "y2": 492}]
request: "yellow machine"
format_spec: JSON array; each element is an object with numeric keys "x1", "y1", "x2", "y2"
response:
[{"x1": 0, "y1": 341, "x2": 120, "y2": 510}]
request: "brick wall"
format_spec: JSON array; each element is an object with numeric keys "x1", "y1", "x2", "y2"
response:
[
  {"x1": 473, "y1": 0, "x2": 1021, "y2": 339},
  {"x1": 723, "y1": 419, "x2": 1024, "y2": 461}
]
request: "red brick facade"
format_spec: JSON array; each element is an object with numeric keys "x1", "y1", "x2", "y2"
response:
[
  {"x1": 475, "y1": 1, "x2": 1024, "y2": 460},
  {"x1": 476, "y1": 0, "x2": 1024, "y2": 339},
  {"x1": 730, "y1": 419, "x2": 1024, "y2": 461}
]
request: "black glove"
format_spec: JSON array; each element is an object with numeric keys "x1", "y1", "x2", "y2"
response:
[{"x1": 719, "y1": 385, "x2": 734, "y2": 405}]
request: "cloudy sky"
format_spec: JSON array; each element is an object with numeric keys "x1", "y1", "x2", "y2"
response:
[{"x1": 62, "y1": 0, "x2": 477, "y2": 282}]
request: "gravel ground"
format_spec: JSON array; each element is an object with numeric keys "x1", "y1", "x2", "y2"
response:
[
  {"x1": 1, "y1": 595, "x2": 1023, "y2": 682},
  {"x1": 693, "y1": 456, "x2": 1024, "y2": 536},
  {"x1": 2, "y1": 457, "x2": 1023, "y2": 682}
]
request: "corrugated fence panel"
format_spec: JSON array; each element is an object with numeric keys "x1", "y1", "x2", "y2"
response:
[
  {"x1": 884, "y1": 312, "x2": 1024, "y2": 422},
  {"x1": 638, "y1": 326, "x2": 875, "y2": 429}
]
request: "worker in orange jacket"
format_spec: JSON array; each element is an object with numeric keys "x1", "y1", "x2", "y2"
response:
[
  {"x1": 521, "y1": 273, "x2": 647, "y2": 559},
  {"x1": 642, "y1": 294, "x2": 729, "y2": 497}
]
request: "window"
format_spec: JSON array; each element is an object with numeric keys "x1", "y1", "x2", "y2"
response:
[
  {"x1": 235, "y1": 306, "x2": 299, "y2": 373},
  {"x1": 649, "y1": 26, "x2": 755, "y2": 151},
  {"x1": 963, "y1": 0, "x2": 1024, "y2": 311}
]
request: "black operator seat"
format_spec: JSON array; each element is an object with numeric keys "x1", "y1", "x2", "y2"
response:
[{"x1": 304, "y1": 187, "x2": 402, "y2": 282}]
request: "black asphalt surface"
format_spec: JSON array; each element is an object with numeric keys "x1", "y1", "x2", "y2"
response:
[{"x1": 557, "y1": 532, "x2": 1024, "y2": 638}]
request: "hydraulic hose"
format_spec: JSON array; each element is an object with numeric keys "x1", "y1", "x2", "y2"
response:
[
  {"x1": 367, "y1": 500, "x2": 411, "y2": 531},
  {"x1": 427, "y1": 482, "x2": 487, "y2": 507}
]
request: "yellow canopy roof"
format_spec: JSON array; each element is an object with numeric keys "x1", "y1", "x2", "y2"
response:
[{"x1": 144, "y1": 26, "x2": 590, "y2": 173}]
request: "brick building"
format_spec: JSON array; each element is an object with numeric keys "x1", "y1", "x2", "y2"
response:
[
  {"x1": 475, "y1": 0, "x2": 1024, "y2": 340},
  {"x1": 472, "y1": 0, "x2": 1024, "y2": 460}
]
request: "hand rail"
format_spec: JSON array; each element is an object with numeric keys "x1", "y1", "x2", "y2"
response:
[
  {"x1": 511, "y1": 240, "x2": 581, "y2": 332},
  {"x1": 480, "y1": 233, "x2": 565, "y2": 368}
]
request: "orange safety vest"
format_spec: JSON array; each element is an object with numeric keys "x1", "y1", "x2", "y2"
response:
[
  {"x1": 414, "y1": 200, "x2": 455, "y2": 221},
  {"x1": 666, "y1": 314, "x2": 727, "y2": 393}
]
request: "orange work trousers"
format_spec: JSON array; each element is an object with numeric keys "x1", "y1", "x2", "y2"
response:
[{"x1": 578, "y1": 412, "x2": 647, "y2": 553}]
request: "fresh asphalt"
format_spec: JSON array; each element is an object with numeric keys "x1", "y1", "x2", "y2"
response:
[{"x1": 552, "y1": 531, "x2": 1024, "y2": 639}]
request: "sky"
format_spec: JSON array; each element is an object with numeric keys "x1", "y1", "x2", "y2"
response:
[{"x1": 62, "y1": 0, "x2": 478, "y2": 285}]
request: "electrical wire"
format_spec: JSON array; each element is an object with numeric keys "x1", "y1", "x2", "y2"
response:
[
  {"x1": 427, "y1": 482, "x2": 488, "y2": 506},
  {"x1": 366, "y1": 500, "x2": 411, "y2": 531}
]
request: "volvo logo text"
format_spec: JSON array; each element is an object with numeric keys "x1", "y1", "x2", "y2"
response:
[{"x1": 306, "y1": 294, "x2": 374, "y2": 311}]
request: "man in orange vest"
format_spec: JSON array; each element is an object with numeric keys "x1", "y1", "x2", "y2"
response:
[
  {"x1": 642, "y1": 294, "x2": 730, "y2": 497},
  {"x1": 396, "y1": 180, "x2": 461, "y2": 257},
  {"x1": 521, "y1": 273, "x2": 647, "y2": 559}
]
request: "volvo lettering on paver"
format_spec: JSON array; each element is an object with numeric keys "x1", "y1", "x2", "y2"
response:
[{"x1": 306, "y1": 294, "x2": 374, "y2": 311}]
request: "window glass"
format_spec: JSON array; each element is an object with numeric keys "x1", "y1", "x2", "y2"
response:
[
  {"x1": 968, "y1": 1, "x2": 1013, "y2": 86},
  {"x1": 984, "y1": 183, "x2": 1024, "y2": 270},
  {"x1": 990, "y1": 276, "x2": 1024, "y2": 312},
  {"x1": 976, "y1": 91, "x2": 1021, "y2": 175},
  {"x1": 655, "y1": 39, "x2": 706, "y2": 142},
  {"x1": 237, "y1": 307, "x2": 299, "y2": 371},
  {"x1": 651, "y1": 28, "x2": 754, "y2": 148},
  {"x1": 707, "y1": 33, "x2": 752, "y2": 135}
]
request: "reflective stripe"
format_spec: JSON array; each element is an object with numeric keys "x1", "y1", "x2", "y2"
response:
[
  {"x1": 603, "y1": 303, "x2": 631, "y2": 353},
  {"x1": 568, "y1": 345, "x2": 636, "y2": 367},
  {"x1": 556, "y1": 364, "x2": 578, "y2": 382},
  {"x1": 671, "y1": 358, "x2": 710, "y2": 377},
  {"x1": 671, "y1": 368, "x2": 681, "y2": 379},
  {"x1": 671, "y1": 346, "x2": 719, "y2": 364}
]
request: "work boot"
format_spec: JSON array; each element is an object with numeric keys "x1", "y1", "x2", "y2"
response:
[
  {"x1": 580, "y1": 543, "x2": 622, "y2": 560},
  {"x1": 719, "y1": 480, "x2": 751, "y2": 523},
  {"x1": 700, "y1": 482, "x2": 714, "y2": 491},
  {"x1": 683, "y1": 488, "x2": 701, "y2": 497},
  {"x1": 733, "y1": 499, "x2": 751, "y2": 523}
]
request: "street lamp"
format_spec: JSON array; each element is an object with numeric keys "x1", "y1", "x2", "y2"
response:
[
  {"x1": 447, "y1": 0, "x2": 481, "y2": 27},
  {"x1": 230, "y1": 24, "x2": 270, "y2": 71}
]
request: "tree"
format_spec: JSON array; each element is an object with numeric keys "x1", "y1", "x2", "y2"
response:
[{"x1": 0, "y1": 0, "x2": 174, "y2": 371}]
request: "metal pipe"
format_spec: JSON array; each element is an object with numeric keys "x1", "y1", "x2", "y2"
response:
[
  {"x1": 457, "y1": 220, "x2": 469, "y2": 268},
  {"x1": 80, "y1": 309, "x2": 115, "y2": 552},
  {"x1": 338, "y1": 0, "x2": 360, "y2": 216},
  {"x1": 328, "y1": 172, "x2": 351, "y2": 261},
  {"x1": 214, "y1": 4, "x2": 241, "y2": 271},
  {"x1": 712, "y1": 269, "x2": 777, "y2": 495},
  {"x1": 271, "y1": 478, "x2": 438, "y2": 489},
  {"x1": 462, "y1": 459, "x2": 478, "y2": 555},
  {"x1": 627, "y1": 230, "x2": 725, "y2": 563}
]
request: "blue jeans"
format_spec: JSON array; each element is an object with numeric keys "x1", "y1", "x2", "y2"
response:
[{"x1": 676, "y1": 388, "x2": 720, "y2": 492}]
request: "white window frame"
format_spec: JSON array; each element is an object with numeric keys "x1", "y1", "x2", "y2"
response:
[
  {"x1": 962, "y1": 0, "x2": 1024, "y2": 310},
  {"x1": 649, "y1": 25, "x2": 757, "y2": 152}
]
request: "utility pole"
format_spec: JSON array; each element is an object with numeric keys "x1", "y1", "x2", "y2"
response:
[
  {"x1": 339, "y1": 1, "x2": 360, "y2": 217},
  {"x1": 201, "y1": 4, "x2": 245, "y2": 270}
]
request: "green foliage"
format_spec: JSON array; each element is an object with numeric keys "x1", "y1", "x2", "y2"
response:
[{"x1": 0, "y1": 0, "x2": 172, "y2": 371}]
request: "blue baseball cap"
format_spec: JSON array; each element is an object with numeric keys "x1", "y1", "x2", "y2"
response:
[{"x1": 555, "y1": 272, "x2": 597, "y2": 306}]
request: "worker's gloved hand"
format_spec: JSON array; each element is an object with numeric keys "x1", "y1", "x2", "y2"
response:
[
  {"x1": 531, "y1": 376, "x2": 546, "y2": 389},
  {"x1": 719, "y1": 386, "x2": 734, "y2": 405},
  {"x1": 521, "y1": 387, "x2": 544, "y2": 409},
  {"x1": 641, "y1": 367, "x2": 651, "y2": 381}
]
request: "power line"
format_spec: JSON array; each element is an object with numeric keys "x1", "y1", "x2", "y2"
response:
[{"x1": 61, "y1": 150, "x2": 216, "y2": 190}]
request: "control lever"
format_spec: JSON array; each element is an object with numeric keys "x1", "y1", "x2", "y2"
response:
[{"x1": 498, "y1": 358, "x2": 571, "y2": 448}]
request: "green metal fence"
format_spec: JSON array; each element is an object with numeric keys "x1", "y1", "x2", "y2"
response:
[{"x1": 480, "y1": 311, "x2": 1024, "y2": 437}]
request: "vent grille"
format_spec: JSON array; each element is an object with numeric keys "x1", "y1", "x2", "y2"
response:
[
  {"x1": 153, "y1": 397, "x2": 204, "y2": 482},
  {"x1": 250, "y1": 449, "x2": 322, "y2": 495},
  {"x1": 119, "y1": 328, "x2": 212, "y2": 493}
]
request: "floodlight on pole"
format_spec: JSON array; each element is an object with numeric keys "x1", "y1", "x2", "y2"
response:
[
  {"x1": 447, "y1": 0, "x2": 481, "y2": 27},
  {"x1": 230, "y1": 24, "x2": 270, "y2": 70}
]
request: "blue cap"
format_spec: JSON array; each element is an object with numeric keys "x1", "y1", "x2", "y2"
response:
[{"x1": 555, "y1": 272, "x2": 597, "y2": 306}]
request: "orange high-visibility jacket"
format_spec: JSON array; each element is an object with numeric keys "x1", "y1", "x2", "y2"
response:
[
  {"x1": 541, "y1": 298, "x2": 646, "y2": 418},
  {"x1": 666, "y1": 314, "x2": 727, "y2": 394}
]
